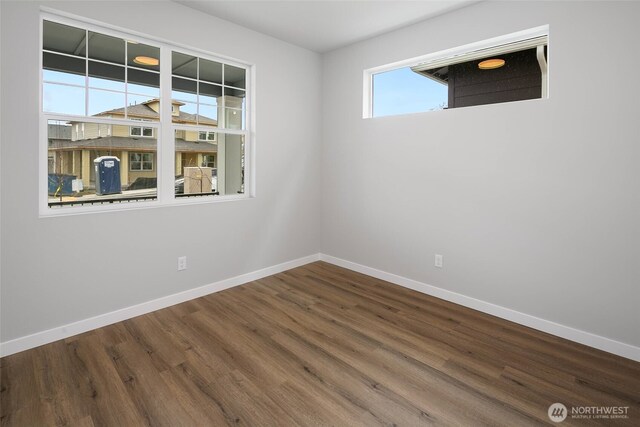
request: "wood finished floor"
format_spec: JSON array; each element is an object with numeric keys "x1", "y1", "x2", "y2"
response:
[{"x1": 1, "y1": 262, "x2": 639, "y2": 426}]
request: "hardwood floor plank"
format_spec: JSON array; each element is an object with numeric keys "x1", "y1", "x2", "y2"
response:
[
  {"x1": 2, "y1": 261, "x2": 638, "y2": 426},
  {"x1": 65, "y1": 334, "x2": 146, "y2": 426}
]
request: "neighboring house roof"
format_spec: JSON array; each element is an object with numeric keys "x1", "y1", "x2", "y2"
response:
[
  {"x1": 49, "y1": 137, "x2": 217, "y2": 153},
  {"x1": 94, "y1": 101, "x2": 217, "y2": 126}
]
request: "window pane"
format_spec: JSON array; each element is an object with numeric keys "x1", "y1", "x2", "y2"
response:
[
  {"x1": 43, "y1": 69, "x2": 85, "y2": 87},
  {"x1": 172, "y1": 77, "x2": 197, "y2": 102},
  {"x1": 130, "y1": 127, "x2": 141, "y2": 136},
  {"x1": 88, "y1": 31, "x2": 125, "y2": 65},
  {"x1": 200, "y1": 82, "x2": 222, "y2": 99},
  {"x1": 43, "y1": 21, "x2": 86, "y2": 58},
  {"x1": 224, "y1": 64, "x2": 246, "y2": 88},
  {"x1": 199, "y1": 104, "x2": 218, "y2": 125},
  {"x1": 443, "y1": 48, "x2": 543, "y2": 108},
  {"x1": 174, "y1": 129, "x2": 218, "y2": 196},
  {"x1": 43, "y1": 83, "x2": 85, "y2": 115},
  {"x1": 127, "y1": 94, "x2": 159, "y2": 120},
  {"x1": 370, "y1": 33, "x2": 548, "y2": 117},
  {"x1": 222, "y1": 87, "x2": 245, "y2": 130},
  {"x1": 128, "y1": 69, "x2": 160, "y2": 97},
  {"x1": 173, "y1": 101, "x2": 198, "y2": 124},
  {"x1": 43, "y1": 52, "x2": 85, "y2": 85},
  {"x1": 88, "y1": 61, "x2": 125, "y2": 91},
  {"x1": 373, "y1": 67, "x2": 448, "y2": 118},
  {"x1": 89, "y1": 89, "x2": 125, "y2": 116},
  {"x1": 172, "y1": 52, "x2": 197, "y2": 79},
  {"x1": 219, "y1": 134, "x2": 245, "y2": 195},
  {"x1": 47, "y1": 120, "x2": 157, "y2": 207},
  {"x1": 200, "y1": 58, "x2": 223, "y2": 84},
  {"x1": 142, "y1": 128, "x2": 153, "y2": 137},
  {"x1": 128, "y1": 42, "x2": 160, "y2": 72}
]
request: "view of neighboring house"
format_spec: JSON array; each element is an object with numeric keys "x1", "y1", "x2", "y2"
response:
[{"x1": 48, "y1": 98, "x2": 219, "y2": 190}]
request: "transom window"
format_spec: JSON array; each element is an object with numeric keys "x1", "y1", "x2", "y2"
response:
[
  {"x1": 41, "y1": 13, "x2": 252, "y2": 215},
  {"x1": 365, "y1": 26, "x2": 548, "y2": 118}
]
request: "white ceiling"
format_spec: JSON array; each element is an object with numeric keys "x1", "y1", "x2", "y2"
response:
[{"x1": 176, "y1": 1, "x2": 477, "y2": 53}]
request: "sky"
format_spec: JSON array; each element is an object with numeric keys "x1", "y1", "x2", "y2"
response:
[
  {"x1": 43, "y1": 70, "x2": 160, "y2": 116},
  {"x1": 42, "y1": 70, "x2": 228, "y2": 123},
  {"x1": 43, "y1": 65, "x2": 434, "y2": 122},
  {"x1": 373, "y1": 66, "x2": 448, "y2": 117}
]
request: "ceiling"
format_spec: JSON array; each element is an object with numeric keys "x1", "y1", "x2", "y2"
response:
[{"x1": 175, "y1": 1, "x2": 477, "y2": 53}]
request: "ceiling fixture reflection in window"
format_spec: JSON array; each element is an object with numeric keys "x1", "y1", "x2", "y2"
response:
[{"x1": 133, "y1": 56, "x2": 159, "y2": 66}]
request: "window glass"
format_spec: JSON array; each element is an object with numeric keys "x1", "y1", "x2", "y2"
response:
[
  {"x1": 47, "y1": 119, "x2": 157, "y2": 207},
  {"x1": 43, "y1": 20, "x2": 86, "y2": 57},
  {"x1": 224, "y1": 64, "x2": 246, "y2": 88},
  {"x1": 172, "y1": 52, "x2": 246, "y2": 129},
  {"x1": 174, "y1": 130, "x2": 243, "y2": 197},
  {"x1": 370, "y1": 31, "x2": 548, "y2": 117},
  {"x1": 42, "y1": 18, "x2": 251, "y2": 212},
  {"x1": 373, "y1": 67, "x2": 448, "y2": 117},
  {"x1": 43, "y1": 84, "x2": 85, "y2": 116},
  {"x1": 43, "y1": 21, "x2": 161, "y2": 120},
  {"x1": 200, "y1": 58, "x2": 223, "y2": 84}
]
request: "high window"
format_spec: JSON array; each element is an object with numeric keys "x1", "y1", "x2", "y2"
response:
[
  {"x1": 41, "y1": 14, "x2": 252, "y2": 215},
  {"x1": 365, "y1": 26, "x2": 548, "y2": 118}
]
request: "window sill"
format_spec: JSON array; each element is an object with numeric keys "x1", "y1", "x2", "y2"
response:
[{"x1": 40, "y1": 193, "x2": 253, "y2": 218}]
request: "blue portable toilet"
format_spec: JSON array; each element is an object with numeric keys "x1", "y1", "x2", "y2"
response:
[{"x1": 94, "y1": 156, "x2": 122, "y2": 195}]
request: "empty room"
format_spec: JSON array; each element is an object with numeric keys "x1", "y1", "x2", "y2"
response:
[{"x1": 1, "y1": 0, "x2": 639, "y2": 425}]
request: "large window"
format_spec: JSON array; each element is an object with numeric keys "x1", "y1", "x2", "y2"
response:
[
  {"x1": 41, "y1": 14, "x2": 252, "y2": 214},
  {"x1": 365, "y1": 26, "x2": 548, "y2": 118}
]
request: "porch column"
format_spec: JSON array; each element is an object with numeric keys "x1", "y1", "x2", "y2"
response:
[
  {"x1": 120, "y1": 151, "x2": 129, "y2": 187},
  {"x1": 175, "y1": 152, "x2": 182, "y2": 176},
  {"x1": 81, "y1": 150, "x2": 91, "y2": 188},
  {"x1": 72, "y1": 151, "x2": 81, "y2": 177}
]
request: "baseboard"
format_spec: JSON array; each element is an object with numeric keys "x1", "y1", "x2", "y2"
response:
[
  {"x1": 4, "y1": 252, "x2": 638, "y2": 362},
  {"x1": 0, "y1": 254, "x2": 321, "y2": 357},
  {"x1": 319, "y1": 254, "x2": 640, "y2": 362}
]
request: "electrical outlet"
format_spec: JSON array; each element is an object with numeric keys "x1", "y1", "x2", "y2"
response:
[
  {"x1": 177, "y1": 256, "x2": 187, "y2": 271},
  {"x1": 435, "y1": 254, "x2": 443, "y2": 268}
]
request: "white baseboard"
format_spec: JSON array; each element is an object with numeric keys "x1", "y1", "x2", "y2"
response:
[
  {"x1": 4, "y1": 252, "x2": 638, "y2": 362},
  {"x1": 319, "y1": 254, "x2": 640, "y2": 362},
  {"x1": 0, "y1": 254, "x2": 321, "y2": 357}
]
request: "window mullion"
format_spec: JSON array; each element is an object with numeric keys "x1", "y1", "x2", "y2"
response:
[{"x1": 159, "y1": 45, "x2": 174, "y2": 203}]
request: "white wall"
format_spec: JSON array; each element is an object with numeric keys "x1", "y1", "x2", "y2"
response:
[
  {"x1": 321, "y1": 1, "x2": 640, "y2": 347},
  {"x1": 0, "y1": 1, "x2": 322, "y2": 343}
]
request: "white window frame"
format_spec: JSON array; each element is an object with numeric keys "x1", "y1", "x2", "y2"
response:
[
  {"x1": 129, "y1": 152, "x2": 154, "y2": 171},
  {"x1": 39, "y1": 10, "x2": 255, "y2": 217},
  {"x1": 363, "y1": 25, "x2": 549, "y2": 119},
  {"x1": 130, "y1": 119, "x2": 154, "y2": 138},
  {"x1": 198, "y1": 131, "x2": 216, "y2": 142}
]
